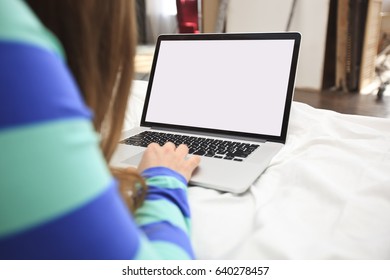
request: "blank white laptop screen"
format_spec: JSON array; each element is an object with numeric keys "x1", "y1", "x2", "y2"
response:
[{"x1": 145, "y1": 39, "x2": 295, "y2": 137}]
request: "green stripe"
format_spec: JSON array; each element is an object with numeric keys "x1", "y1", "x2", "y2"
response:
[
  {"x1": 145, "y1": 176, "x2": 187, "y2": 191},
  {"x1": 135, "y1": 199, "x2": 190, "y2": 235},
  {"x1": 0, "y1": 0, "x2": 65, "y2": 59},
  {"x1": 0, "y1": 120, "x2": 112, "y2": 237},
  {"x1": 135, "y1": 236, "x2": 191, "y2": 260}
]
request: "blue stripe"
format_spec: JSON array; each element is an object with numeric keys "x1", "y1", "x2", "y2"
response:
[
  {"x1": 140, "y1": 221, "x2": 195, "y2": 259},
  {"x1": 0, "y1": 41, "x2": 91, "y2": 130},
  {"x1": 146, "y1": 186, "x2": 191, "y2": 218},
  {"x1": 142, "y1": 167, "x2": 188, "y2": 185},
  {"x1": 0, "y1": 181, "x2": 141, "y2": 260}
]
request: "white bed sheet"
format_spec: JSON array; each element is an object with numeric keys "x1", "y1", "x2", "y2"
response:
[{"x1": 126, "y1": 80, "x2": 390, "y2": 259}]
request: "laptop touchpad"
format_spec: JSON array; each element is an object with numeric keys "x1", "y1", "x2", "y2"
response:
[{"x1": 123, "y1": 152, "x2": 143, "y2": 167}]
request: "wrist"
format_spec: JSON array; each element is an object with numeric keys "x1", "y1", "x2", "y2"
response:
[{"x1": 141, "y1": 166, "x2": 188, "y2": 185}]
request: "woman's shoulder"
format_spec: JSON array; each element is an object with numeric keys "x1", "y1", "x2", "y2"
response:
[{"x1": 0, "y1": 0, "x2": 65, "y2": 59}]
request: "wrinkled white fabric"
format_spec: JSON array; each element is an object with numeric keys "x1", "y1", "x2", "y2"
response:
[{"x1": 128, "y1": 81, "x2": 390, "y2": 259}]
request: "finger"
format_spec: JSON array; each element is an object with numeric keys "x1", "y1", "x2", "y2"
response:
[
  {"x1": 163, "y1": 141, "x2": 176, "y2": 151},
  {"x1": 176, "y1": 144, "x2": 189, "y2": 157},
  {"x1": 144, "y1": 143, "x2": 159, "y2": 157},
  {"x1": 186, "y1": 155, "x2": 201, "y2": 171},
  {"x1": 147, "y1": 142, "x2": 160, "y2": 150}
]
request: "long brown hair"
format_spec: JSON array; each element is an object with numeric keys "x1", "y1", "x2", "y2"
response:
[{"x1": 27, "y1": 0, "x2": 146, "y2": 211}]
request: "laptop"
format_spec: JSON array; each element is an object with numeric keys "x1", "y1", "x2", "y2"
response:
[{"x1": 111, "y1": 32, "x2": 301, "y2": 193}]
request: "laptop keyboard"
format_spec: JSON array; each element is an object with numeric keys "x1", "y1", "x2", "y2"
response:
[{"x1": 121, "y1": 131, "x2": 260, "y2": 161}]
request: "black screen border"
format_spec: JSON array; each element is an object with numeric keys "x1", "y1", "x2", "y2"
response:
[{"x1": 140, "y1": 32, "x2": 301, "y2": 144}]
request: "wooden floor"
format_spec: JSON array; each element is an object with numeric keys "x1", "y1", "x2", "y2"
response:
[{"x1": 294, "y1": 88, "x2": 390, "y2": 119}]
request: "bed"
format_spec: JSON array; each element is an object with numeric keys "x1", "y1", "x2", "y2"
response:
[{"x1": 125, "y1": 80, "x2": 390, "y2": 259}]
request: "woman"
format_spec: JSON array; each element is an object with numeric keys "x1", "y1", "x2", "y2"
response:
[{"x1": 0, "y1": 0, "x2": 200, "y2": 259}]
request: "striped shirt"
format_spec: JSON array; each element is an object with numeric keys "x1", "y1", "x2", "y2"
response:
[{"x1": 0, "y1": 0, "x2": 194, "y2": 259}]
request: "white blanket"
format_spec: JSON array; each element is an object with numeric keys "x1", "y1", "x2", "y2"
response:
[{"x1": 126, "y1": 81, "x2": 390, "y2": 259}]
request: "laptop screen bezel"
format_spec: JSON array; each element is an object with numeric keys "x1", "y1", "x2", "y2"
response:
[{"x1": 140, "y1": 32, "x2": 301, "y2": 144}]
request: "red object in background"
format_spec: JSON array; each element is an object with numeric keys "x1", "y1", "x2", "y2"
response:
[{"x1": 176, "y1": 0, "x2": 199, "y2": 33}]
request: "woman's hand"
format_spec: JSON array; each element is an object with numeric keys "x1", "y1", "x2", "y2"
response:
[{"x1": 137, "y1": 142, "x2": 201, "y2": 182}]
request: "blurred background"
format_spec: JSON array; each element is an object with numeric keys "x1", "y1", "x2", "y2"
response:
[{"x1": 134, "y1": 0, "x2": 390, "y2": 118}]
